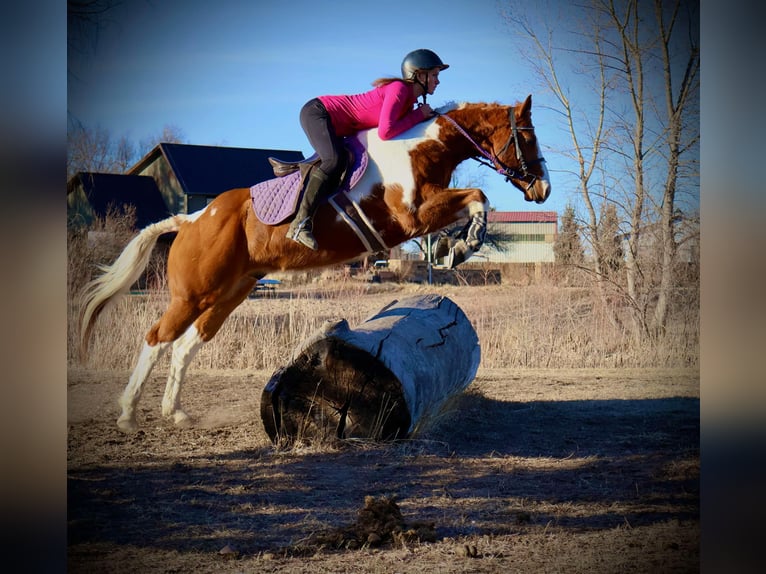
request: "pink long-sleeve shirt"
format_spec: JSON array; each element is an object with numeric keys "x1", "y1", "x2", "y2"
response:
[{"x1": 318, "y1": 80, "x2": 424, "y2": 140}]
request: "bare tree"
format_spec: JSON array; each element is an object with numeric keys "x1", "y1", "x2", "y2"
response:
[
  {"x1": 139, "y1": 124, "x2": 187, "y2": 155},
  {"x1": 67, "y1": 123, "x2": 121, "y2": 178},
  {"x1": 68, "y1": 1, "x2": 186, "y2": 179},
  {"x1": 67, "y1": 123, "x2": 187, "y2": 179},
  {"x1": 593, "y1": 0, "x2": 699, "y2": 336},
  {"x1": 68, "y1": 0, "x2": 122, "y2": 64},
  {"x1": 649, "y1": 0, "x2": 700, "y2": 333},
  {"x1": 502, "y1": 0, "x2": 623, "y2": 326},
  {"x1": 501, "y1": 0, "x2": 699, "y2": 340},
  {"x1": 113, "y1": 134, "x2": 137, "y2": 173}
]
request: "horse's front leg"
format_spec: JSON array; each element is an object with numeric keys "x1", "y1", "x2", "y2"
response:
[
  {"x1": 404, "y1": 187, "x2": 489, "y2": 267},
  {"x1": 445, "y1": 205, "x2": 488, "y2": 268},
  {"x1": 417, "y1": 188, "x2": 489, "y2": 268}
]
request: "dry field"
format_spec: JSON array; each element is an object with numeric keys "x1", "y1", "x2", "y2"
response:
[{"x1": 67, "y1": 283, "x2": 699, "y2": 573}]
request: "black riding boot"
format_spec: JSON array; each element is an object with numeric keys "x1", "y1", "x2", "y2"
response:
[{"x1": 286, "y1": 167, "x2": 330, "y2": 250}]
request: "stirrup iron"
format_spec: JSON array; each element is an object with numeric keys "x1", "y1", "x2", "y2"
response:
[{"x1": 287, "y1": 218, "x2": 318, "y2": 250}]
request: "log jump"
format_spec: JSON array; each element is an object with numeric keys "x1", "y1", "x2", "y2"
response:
[{"x1": 260, "y1": 294, "x2": 481, "y2": 444}]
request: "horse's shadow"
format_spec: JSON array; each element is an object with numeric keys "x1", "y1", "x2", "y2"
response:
[{"x1": 68, "y1": 392, "x2": 699, "y2": 558}]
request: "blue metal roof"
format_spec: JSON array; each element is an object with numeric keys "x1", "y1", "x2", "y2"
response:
[{"x1": 143, "y1": 143, "x2": 305, "y2": 197}]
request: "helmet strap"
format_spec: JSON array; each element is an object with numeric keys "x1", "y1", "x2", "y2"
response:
[{"x1": 414, "y1": 73, "x2": 429, "y2": 105}]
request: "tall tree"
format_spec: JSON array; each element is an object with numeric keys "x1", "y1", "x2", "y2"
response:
[
  {"x1": 597, "y1": 202, "x2": 623, "y2": 280},
  {"x1": 502, "y1": 0, "x2": 621, "y2": 326},
  {"x1": 554, "y1": 203, "x2": 584, "y2": 267},
  {"x1": 649, "y1": 0, "x2": 700, "y2": 333},
  {"x1": 502, "y1": 0, "x2": 699, "y2": 339}
]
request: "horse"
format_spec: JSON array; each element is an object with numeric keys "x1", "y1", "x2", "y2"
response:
[{"x1": 79, "y1": 95, "x2": 551, "y2": 432}]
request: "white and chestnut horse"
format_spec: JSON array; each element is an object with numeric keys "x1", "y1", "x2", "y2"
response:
[{"x1": 79, "y1": 95, "x2": 551, "y2": 432}]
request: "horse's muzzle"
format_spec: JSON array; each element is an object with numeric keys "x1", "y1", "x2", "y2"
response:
[
  {"x1": 523, "y1": 177, "x2": 551, "y2": 203},
  {"x1": 524, "y1": 161, "x2": 551, "y2": 204}
]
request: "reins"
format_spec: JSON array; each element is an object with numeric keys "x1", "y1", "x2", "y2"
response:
[{"x1": 434, "y1": 108, "x2": 545, "y2": 187}]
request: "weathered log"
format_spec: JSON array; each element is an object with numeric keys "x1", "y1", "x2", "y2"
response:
[{"x1": 260, "y1": 294, "x2": 480, "y2": 444}]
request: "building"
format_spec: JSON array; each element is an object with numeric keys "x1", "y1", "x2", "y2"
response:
[
  {"x1": 67, "y1": 172, "x2": 170, "y2": 229},
  {"x1": 67, "y1": 143, "x2": 305, "y2": 228},
  {"x1": 474, "y1": 211, "x2": 558, "y2": 263}
]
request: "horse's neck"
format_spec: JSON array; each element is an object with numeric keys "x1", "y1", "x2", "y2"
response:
[{"x1": 359, "y1": 116, "x2": 464, "y2": 182}]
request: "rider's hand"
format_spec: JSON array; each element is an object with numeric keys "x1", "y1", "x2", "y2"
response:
[{"x1": 420, "y1": 103, "x2": 434, "y2": 118}]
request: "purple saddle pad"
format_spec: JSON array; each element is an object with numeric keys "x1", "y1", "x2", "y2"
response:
[{"x1": 250, "y1": 137, "x2": 368, "y2": 225}]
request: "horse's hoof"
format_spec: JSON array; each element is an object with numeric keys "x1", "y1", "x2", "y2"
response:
[
  {"x1": 447, "y1": 240, "x2": 471, "y2": 268},
  {"x1": 117, "y1": 416, "x2": 138, "y2": 433},
  {"x1": 432, "y1": 236, "x2": 450, "y2": 260},
  {"x1": 173, "y1": 410, "x2": 192, "y2": 427}
]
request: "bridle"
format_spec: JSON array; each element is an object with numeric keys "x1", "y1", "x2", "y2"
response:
[{"x1": 435, "y1": 108, "x2": 546, "y2": 190}]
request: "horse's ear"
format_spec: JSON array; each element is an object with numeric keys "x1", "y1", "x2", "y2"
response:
[
  {"x1": 521, "y1": 94, "x2": 532, "y2": 115},
  {"x1": 515, "y1": 95, "x2": 532, "y2": 120}
]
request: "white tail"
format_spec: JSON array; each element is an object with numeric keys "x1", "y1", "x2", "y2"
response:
[{"x1": 78, "y1": 214, "x2": 188, "y2": 360}]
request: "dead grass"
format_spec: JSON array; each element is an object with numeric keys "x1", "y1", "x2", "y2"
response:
[{"x1": 70, "y1": 280, "x2": 698, "y2": 372}]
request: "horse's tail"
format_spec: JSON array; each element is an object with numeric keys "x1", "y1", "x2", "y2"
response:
[{"x1": 78, "y1": 214, "x2": 189, "y2": 361}]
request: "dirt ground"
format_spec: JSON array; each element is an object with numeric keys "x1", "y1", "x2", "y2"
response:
[{"x1": 67, "y1": 366, "x2": 699, "y2": 573}]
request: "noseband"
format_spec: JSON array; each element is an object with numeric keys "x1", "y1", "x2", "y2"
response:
[{"x1": 436, "y1": 109, "x2": 546, "y2": 189}]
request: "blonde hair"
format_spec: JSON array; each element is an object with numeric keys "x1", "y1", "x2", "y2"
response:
[{"x1": 371, "y1": 77, "x2": 414, "y2": 88}]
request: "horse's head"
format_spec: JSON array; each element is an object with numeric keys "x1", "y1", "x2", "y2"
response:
[
  {"x1": 435, "y1": 97, "x2": 551, "y2": 204},
  {"x1": 493, "y1": 96, "x2": 551, "y2": 204}
]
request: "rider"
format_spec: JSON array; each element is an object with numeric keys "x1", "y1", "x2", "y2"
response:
[{"x1": 287, "y1": 49, "x2": 449, "y2": 250}]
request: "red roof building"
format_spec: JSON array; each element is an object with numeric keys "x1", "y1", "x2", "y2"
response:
[
  {"x1": 479, "y1": 210, "x2": 558, "y2": 263},
  {"x1": 488, "y1": 211, "x2": 558, "y2": 225}
]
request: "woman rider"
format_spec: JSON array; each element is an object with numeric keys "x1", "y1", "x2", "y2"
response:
[{"x1": 287, "y1": 49, "x2": 449, "y2": 249}]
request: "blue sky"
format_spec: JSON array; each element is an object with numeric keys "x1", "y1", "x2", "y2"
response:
[
  {"x1": 68, "y1": 0, "x2": 579, "y2": 214},
  {"x1": 69, "y1": 0, "x2": 701, "y2": 217}
]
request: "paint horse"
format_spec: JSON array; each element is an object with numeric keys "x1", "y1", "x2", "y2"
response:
[{"x1": 79, "y1": 95, "x2": 551, "y2": 432}]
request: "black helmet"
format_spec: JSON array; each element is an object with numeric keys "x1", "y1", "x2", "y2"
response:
[{"x1": 401, "y1": 49, "x2": 449, "y2": 80}]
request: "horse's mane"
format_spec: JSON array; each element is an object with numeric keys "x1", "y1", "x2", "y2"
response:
[
  {"x1": 435, "y1": 101, "x2": 515, "y2": 115},
  {"x1": 434, "y1": 101, "x2": 461, "y2": 114}
]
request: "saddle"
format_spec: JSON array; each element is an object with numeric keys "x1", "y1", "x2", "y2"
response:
[
  {"x1": 267, "y1": 152, "x2": 320, "y2": 178},
  {"x1": 250, "y1": 137, "x2": 368, "y2": 226}
]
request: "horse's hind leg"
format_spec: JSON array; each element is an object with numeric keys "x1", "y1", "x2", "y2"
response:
[
  {"x1": 161, "y1": 324, "x2": 205, "y2": 426},
  {"x1": 117, "y1": 297, "x2": 200, "y2": 432},
  {"x1": 117, "y1": 340, "x2": 171, "y2": 432}
]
